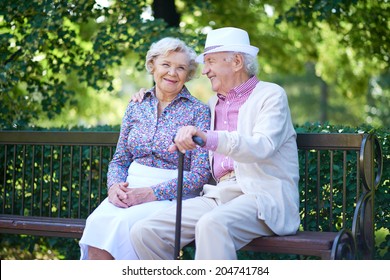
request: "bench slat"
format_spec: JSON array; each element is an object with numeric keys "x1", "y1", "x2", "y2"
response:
[
  {"x1": 0, "y1": 215, "x2": 85, "y2": 238},
  {"x1": 245, "y1": 231, "x2": 337, "y2": 250},
  {"x1": 297, "y1": 133, "x2": 364, "y2": 150},
  {"x1": 242, "y1": 231, "x2": 338, "y2": 259}
]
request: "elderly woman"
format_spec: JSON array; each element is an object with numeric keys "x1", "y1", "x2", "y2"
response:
[{"x1": 79, "y1": 37, "x2": 211, "y2": 260}]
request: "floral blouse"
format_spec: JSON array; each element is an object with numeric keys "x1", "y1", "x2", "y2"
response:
[{"x1": 107, "y1": 86, "x2": 211, "y2": 200}]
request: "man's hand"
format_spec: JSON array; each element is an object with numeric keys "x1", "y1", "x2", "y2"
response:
[
  {"x1": 169, "y1": 126, "x2": 206, "y2": 154},
  {"x1": 131, "y1": 88, "x2": 146, "y2": 102}
]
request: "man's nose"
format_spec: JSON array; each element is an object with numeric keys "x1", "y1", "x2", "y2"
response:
[{"x1": 202, "y1": 65, "x2": 209, "y2": 75}]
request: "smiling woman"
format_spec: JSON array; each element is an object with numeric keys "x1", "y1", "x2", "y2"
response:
[
  {"x1": 144, "y1": 38, "x2": 199, "y2": 115},
  {"x1": 152, "y1": 52, "x2": 190, "y2": 113},
  {"x1": 78, "y1": 37, "x2": 211, "y2": 260}
]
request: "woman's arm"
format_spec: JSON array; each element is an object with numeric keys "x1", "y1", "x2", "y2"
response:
[{"x1": 107, "y1": 100, "x2": 134, "y2": 189}]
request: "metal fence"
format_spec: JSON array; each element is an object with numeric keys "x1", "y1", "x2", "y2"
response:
[{"x1": 0, "y1": 131, "x2": 118, "y2": 219}]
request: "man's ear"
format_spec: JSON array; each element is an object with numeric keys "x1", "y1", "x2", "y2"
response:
[{"x1": 232, "y1": 53, "x2": 244, "y2": 72}]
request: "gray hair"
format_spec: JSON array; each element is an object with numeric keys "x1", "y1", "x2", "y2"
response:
[
  {"x1": 145, "y1": 37, "x2": 198, "y2": 81},
  {"x1": 226, "y1": 52, "x2": 259, "y2": 76}
]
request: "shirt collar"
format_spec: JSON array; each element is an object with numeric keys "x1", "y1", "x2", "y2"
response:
[{"x1": 217, "y1": 76, "x2": 259, "y2": 101}]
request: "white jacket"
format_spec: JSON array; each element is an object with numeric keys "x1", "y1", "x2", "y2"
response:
[{"x1": 209, "y1": 81, "x2": 300, "y2": 235}]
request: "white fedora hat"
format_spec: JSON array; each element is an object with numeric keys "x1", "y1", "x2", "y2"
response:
[{"x1": 196, "y1": 27, "x2": 259, "y2": 63}]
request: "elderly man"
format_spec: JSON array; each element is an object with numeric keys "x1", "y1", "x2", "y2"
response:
[{"x1": 130, "y1": 27, "x2": 300, "y2": 260}]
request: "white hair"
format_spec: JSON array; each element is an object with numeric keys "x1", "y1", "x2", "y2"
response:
[
  {"x1": 225, "y1": 52, "x2": 259, "y2": 76},
  {"x1": 145, "y1": 37, "x2": 198, "y2": 81}
]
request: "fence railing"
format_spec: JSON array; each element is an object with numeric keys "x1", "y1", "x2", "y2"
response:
[{"x1": 0, "y1": 131, "x2": 118, "y2": 219}]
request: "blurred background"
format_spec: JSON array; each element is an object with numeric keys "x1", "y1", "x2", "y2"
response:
[{"x1": 1, "y1": 0, "x2": 389, "y2": 130}]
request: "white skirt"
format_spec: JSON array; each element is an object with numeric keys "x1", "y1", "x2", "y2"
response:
[{"x1": 79, "y1": 161, "x2": 180, "y2": 260}]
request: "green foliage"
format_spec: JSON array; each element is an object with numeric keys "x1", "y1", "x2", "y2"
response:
[
  {"x1": 278, "y1": 0, "x2": 389, "y2": 68},
  {"x1": 1, "y1": 0, "x2": 389, "y2": 129},
  {"x1": 0, "y1": 0, "x2": 198, "y2": 129},
  {"x1": 275, "y1": 0, "x2": 390, "y2": 103}
]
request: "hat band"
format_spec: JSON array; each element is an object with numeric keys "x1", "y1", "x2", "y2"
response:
[{"x1": 204, "y1": 45, "x2": 222, "y2": 52}]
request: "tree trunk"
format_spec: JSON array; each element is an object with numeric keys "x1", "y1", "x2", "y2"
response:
[{"x1": 152, "y1": 0, "x2": 180, "y2": 27}]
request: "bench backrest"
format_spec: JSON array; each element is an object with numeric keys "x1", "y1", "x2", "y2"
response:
[{"x1": 0, "y1": 131, "x2": 382, "y2": 259}]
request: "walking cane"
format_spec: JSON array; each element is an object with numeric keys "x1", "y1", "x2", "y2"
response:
[{"x1": 174, "y1": 136, "x2": 205, "y2": 260}]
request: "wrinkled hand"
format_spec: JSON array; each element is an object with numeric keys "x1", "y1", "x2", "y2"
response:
[
  {"x1": 108, "y1": 183, "x2": 157, "y2": 208},
  {"x1": 108, "y1": 182, "x2": 130, "y2": 208},
  {"x1": 168, "y1": 126, "x2": 206, "y2": 154},
  {"x1": 122, "y1": 187, "x2": 157, "y2": 207},
  {"x1": 131, "y1": 88, "x2": 146, "y2": 103}
]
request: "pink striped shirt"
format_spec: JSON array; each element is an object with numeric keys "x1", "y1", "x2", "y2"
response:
[{"x1": 205, "y1": 76, "x2": 260, "y2": 181}]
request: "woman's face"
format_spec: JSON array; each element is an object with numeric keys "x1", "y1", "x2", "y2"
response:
[{"x1": 151, "y1": 51, "x2": 189, "y2": 97}]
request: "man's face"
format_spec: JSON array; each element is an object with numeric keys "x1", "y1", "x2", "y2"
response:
[{"x1": 202, "y1": 52, "x2": 236, "y2": 95}]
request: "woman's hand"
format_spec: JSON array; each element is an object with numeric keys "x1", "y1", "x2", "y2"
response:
[
  {"x1": 108, "y1": 182, "x2": 130, "y2": 208},
  {"x1": 108, "y1": 183, "x2": 157, "y2": 208},
  {"x1": 131, "y1": 88, "x2": 146, "y2": 102},
  {"x1": 123, "y1": 187, "x2": 157, "y2": 207}
]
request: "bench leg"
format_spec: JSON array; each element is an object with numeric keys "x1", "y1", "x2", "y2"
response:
[{"x1": 331, "y1": 229, "x2": 356, "y2": 260}]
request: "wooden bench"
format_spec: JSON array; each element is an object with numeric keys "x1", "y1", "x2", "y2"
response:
[{"x1": 0, "y1": 131, "x2": 383, "y2": 259}]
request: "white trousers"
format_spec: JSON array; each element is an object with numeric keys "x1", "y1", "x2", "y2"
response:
[
  {"x1": 130, "y1": 178, "x2": 274, "y2": 260},
  {"x1": 79, "y1": 162, "x2": 178, "y2": 260}
]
